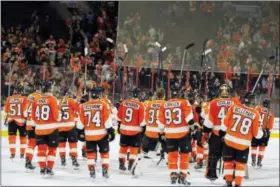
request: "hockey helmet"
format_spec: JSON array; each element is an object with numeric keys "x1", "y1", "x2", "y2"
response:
[
  {"x1": 219, "y1": 84, "x2": 230, "y2": 98},
  {"x1": 243, "y1": 92, "x2": 255, "y2": 106},
  {"x1": 132, "y1": 88, "x2": 141, "y2": 98},
  {"x1": 41, "y1": 80, "x2": 53, "y2": 93},
  {"x1": 263, "y1": 98, "x2": 270, "y2": 108},
  {"x1": 91, "y1": 86, "x2": 104, "y2": 99}
]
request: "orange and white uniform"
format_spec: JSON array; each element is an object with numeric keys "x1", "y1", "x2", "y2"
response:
[
  {"x1": 255, "y1": 105, "x2": 274, "y2": 131},
  {"x1": 4, "y1": 94, "x2": 28, "y2": 156},
  {"x1": 221, "y1": 103, "x2": 263, "y2": 186},
  {"x1": 24, "y1": 92, "x2": 41, "y2": 162},
  {"x1": 144, "y1": 100, "x2": 165, "y2": 139},
  {"x1": 157, "y1": 98, "x2": 193, "y2": 179},
  {"x1": 31, "y1": 95, "x2": 61, "y2": 135},
  {"x1": 117, "y1": 98, "x2": 145, "y2": 164},
  {"x1": 117, "y1": 99, "x2": 145, "y2": 136},
  {"x1": 206, "y1": 98, "x2": 237, "y2": 136},
  {"x1": 77, "y1": 100, "x2": 112, "y2": 141},
  {"x1": 222, "y1": 104, "x2": 263, "y2": 150},
  {"x1": 59, "y1": 97, "x2": 79, "y2": 132},
  {"x1": 4, "y1": 94, "x2": 28, "y2": 126},
  {"x1": 157, "y1": 98, "x2": 193, "y2": 139},
  {"x1": 77, "y1": 99, "x2": 112, "y2": 170},
  {"x1": 25, "y1": 92, "x2": 42, "y2": 130}
]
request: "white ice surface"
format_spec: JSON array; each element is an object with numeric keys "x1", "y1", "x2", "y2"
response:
[{"x1": 1, "y1": 135, "x2": 279, "y2": 186}]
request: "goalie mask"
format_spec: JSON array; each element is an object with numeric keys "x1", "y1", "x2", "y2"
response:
[{"x1": 219, "y1": 84, "x2": 230, "y2": 98}]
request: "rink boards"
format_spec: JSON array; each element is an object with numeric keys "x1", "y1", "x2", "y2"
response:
[{"x1": 1, "y1": 111, "x2": 279, "y2": 138}]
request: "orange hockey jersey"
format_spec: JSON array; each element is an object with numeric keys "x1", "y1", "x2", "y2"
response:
[
  {"x1": 24, "y1": 92, "x2": 42, "y2": 130},
  {"x1": 157, "y1": 98, "x2": 193, "y2": 139},
  {"x1": 117, "y1": 98, "x2": 145, "y2": 136},
  {"x1": 144, "y1": 99, "x2": 165, "y2": 139},
  {"x1": 206, "y1": 97, "x2": 238, "y2": 136},
  {"x1": 255, "y1": 105, "x2": 274, "y2": 131},
  {"x1": 31, "y1": 94, "x2": 61, "y2": 135},
  {"x1": 77, "y1": 99, "x2": 112, "y2": 141},
  {"x1": 59, "y1": 97, "x2": 79, "y2": 132},
  {"x1": 4, "y1": 94, "x2": 28, "y2": 126},
  {"x1": 222, "y1": 103, "x2": 263, "y2": 150}
]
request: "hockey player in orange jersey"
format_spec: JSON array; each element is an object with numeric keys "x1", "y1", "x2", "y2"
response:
[
  {"x1": 31, "y1": 81, "x2": 61, "y2": 176},
  {"x1": 24, "y1": 82, "x2": 41, "y2": 170},
  {"x1": 77, "y1": 87, "x2": 115, "y2": 179},
  {"x1": 132, "y1": 88, "x2": 166, "y2": 176},
  {"x1": 251, "y1": 98, "x2": 274, "y2": 168},
  {"x1": 204, "y1": 84, "x2": 239, "y2": 181},
  {"x1": 220, "y1": 92, "x2": 267, "y2": 187},
  {"x1": 58, "y1": 94, "x2": 80, "y2": 169},
  {"x1": 117, "y1": 88, "x2": 145, "y2": 173},
  {"x1": 157, "y1": 89, "x2": 197, "y2": 185},
  {"x1": 4, "y1": 85, "x2": 28, "y2": 159}
]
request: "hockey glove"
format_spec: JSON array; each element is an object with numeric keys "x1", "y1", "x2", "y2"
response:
[{"x1": 107, "y1": 127, "x2": 115, "y2": 142}]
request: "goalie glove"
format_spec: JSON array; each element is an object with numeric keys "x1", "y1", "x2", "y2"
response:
[{"x1": 107, "y1": 127, "x2": 115, "y2": 142}]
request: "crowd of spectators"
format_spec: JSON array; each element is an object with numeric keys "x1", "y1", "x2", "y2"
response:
[{"x1": 1, "y1": 1, "x2": 279, "y2": 115}]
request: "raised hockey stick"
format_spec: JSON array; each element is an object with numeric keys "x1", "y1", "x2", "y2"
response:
[
  {"x1": 179, "y1": 43, "x2": 195, "y2": 86},
  {"x1": 251, "y1": 55, "x2": 275, "y2": 93}
]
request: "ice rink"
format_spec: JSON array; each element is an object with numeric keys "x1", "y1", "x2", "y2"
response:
[{"x1": 1, "y1": 135, "x2": 279, "y2": 186}]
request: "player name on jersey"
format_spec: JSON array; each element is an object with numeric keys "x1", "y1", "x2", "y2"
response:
[
  {"x1": 234, "y1": 106, "x2": 256, "y2": 119},
  {"x1": 37, "y1": 99, "x2": 48, "y2": 104},
  {"x1": 123, "y1": 101, "x2": 140, "y2": 109},
  {"x1": 151, "y1": 103, "x2": 160, "y2": 108},
  {"x1": 217, "y1": 100, "x2": 234, "y2": 106},
  {"x1": 84, "y1": 104, "x2": 103, "y2": 110},
  {"x1": 10, "y1": 98, "x2": 23, "y2": 103},
  {"x1": 164, "y1": 101, "x2": 180, "y2": 108}
]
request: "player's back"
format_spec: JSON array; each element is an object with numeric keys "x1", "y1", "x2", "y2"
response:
[
  {"x1": 223, "y1": 103, "x2": 262, "y2": 151},
  {"x1": 25, "y1": 92, "x2": 42, "y2": 130},
  {"x1": 79, "y1": 100, "x2": 111, "y2": 141},
  {"x1": 208, "y1": 97, "x2": 236, "y2": 136},
  {"x1": 59, "y1": 97, "x2": 79, "y2": 131},
  {"x1": 31, "y1": 95, "x2": 60, "y2": 135},
  {"x1": 255, "y1": 105, "x2": 274, "y2": 130},
  {"x1": 117, "y1": 98, "x2": 145, "y2": 136},
  {"x1": 145, "y1": 99, "x2": 165, "y2": 139},
  {"x1": 4, "y1": 94, "x2": 28, "y2": 126},
  {"x1": 158, "y1": 98, "x2": 193, "y2": 139}
]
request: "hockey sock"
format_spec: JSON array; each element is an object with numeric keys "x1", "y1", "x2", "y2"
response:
[
  {"x1": 119, "y1": 146, "x2": 128, "y2": 164},
  {"x1": 8, "y1": 135, "x2": 16, "y2": 155},
  {"x1": 180, "y1": 153, "x2": 190, "y2": 178},
  {"x1": 37, "y1": 144, "x2": 48, "y2": 168},
  {"x1": 59, "y1": 142, "x2": 66, "y2": 157},
  {"x1": 258, "y1": 146, "x2": 266, "y2": 162},
  {"x1": 168, "y1": 151, "x2": 179, "y2": 176},
  {"x1": 196, "y1": 146, "x2": 204, "y2": 164},
  {"x1": 101, "y1": 152, "x2": 109, "y2": 169},
  {"x1": 224, "y1": 161, "x2": 234, "y2": 182},
  {"x1": 69, "y1": 142, "x2": 78, "y2": 158},
  {"x1": 251, "y1": 146, "x2": 257, "y2": 161},
  {"x1": 47, "y1": 147, "x2": 57, "y2": 169},
  {"x1": 128, "y1": 147, "x2": 139, "y2": 162},
  {"x1": 235, "y1": 162, "x2": 245, "y2": 186},
  {"x1": 19, "y1": 136, "x2": 27, "y2": 155},
  {"x1": 26, "y1": 138, "x2": 36, "y2": 161},
  {"x1": 87, "y1": 152, "x2": 96, "y2": 170}
]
